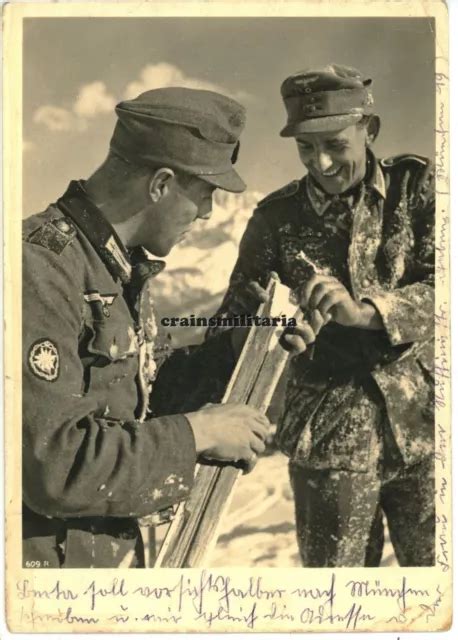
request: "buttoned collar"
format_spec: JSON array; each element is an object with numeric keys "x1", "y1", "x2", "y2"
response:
[
  {"x1": 57, "y1": 180, "x2": 165, "y2": 284},
  {"x1": 305, "y1": 149, "x2": 386, "y2": 217}
]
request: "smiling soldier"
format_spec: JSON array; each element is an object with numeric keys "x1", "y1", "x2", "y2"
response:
[
  {"x1": 212, "y1": 64, "x2": 435, "y2": 567},
  {"x1": 22, "y1": 88, "x2": 277, "y2": 569}
]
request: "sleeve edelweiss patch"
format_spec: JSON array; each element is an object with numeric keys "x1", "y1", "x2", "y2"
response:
[{"x1": 28, "y1": 339, "x2": 60, "y2": 381}]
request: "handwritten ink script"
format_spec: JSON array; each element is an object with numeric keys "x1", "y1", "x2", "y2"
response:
[
  {"x1": 435, "y1": 70, "x2": 448, "y2": 195},
  {"x1": 14, "y1": 571, "x2": 449, "y2": 632},
  {"x1": 433, "y1": 302, "x2": 451, "y2": 577},
  {"x1": 433, "y1": 53, "x2": 451, "y2": 594}
]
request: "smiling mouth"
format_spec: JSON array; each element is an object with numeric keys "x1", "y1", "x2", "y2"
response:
[{"x1": 320, "y1": 166, "x2": 343, "y2": 178}]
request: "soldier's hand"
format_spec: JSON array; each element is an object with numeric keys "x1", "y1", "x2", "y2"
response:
[
  {"x1": 185, "y1": 403, "x2": 270, "y2": 472},
  {"x1": 231, "y1": 314, "x2": 321, "y2": 357},
  {"x1": 298, "y1": 274, "x2": 367, "y2": 327},
  {"x1": 281, "y1": 309, "x2": 329, "y2": 353},
  {"x1": 231, "y1": 278, "x2": 327, "y2": 356}
]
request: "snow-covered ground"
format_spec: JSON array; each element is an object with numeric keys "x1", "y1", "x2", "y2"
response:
[{"x1": 211, "y1": 452, "x2": 396, "y2": 568}]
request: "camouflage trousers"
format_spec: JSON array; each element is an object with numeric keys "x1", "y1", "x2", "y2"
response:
[{"x1": 289, "y1": 390, "x2": 435, "y2": 568}]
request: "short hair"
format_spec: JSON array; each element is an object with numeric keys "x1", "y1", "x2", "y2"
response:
[
  {"x1": 103, "y1": 150, "x2": 194, "y2": 188},
  {"x1": 105, "y1": 149, "x2": 160, "y2": 179}
]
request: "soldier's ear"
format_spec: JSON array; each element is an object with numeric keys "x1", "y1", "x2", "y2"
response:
[
  {"x1": 365, "y1": 115, "x2": 380, "y2": 146},
  {"x1": 149, "y1": 168, "x2": 175, "y2": 203}
]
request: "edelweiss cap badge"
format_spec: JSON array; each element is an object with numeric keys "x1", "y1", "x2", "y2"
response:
[{"x1": 28, "y1": 339, "x2": 60, "y2": 381}]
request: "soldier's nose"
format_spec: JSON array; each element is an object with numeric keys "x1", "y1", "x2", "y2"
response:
[{"x1": 316, "y1": 152, "x2": 333, "y2": 173}]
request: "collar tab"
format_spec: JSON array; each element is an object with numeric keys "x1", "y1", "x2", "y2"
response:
[{"x1": 57, "y1": 180, "x2": 132, "y2": 283}]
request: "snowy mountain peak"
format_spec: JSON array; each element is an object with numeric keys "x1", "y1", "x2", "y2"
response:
[{"x1": 152, "y1": 189, "x2": 265, "y2": 345}]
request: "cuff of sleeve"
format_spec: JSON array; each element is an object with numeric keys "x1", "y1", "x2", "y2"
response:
[
  {"x1": 167, "y1": 413, "x2": 198, "y2": 464},
  {"x1": 174, "y1": 413, "x2": 198, "y2": 458},
  {"x1": 363, "y1": 291, "x2": 404, "y2": 345},
  {"x1": 136, "y1": 413, "x2": 197, "y2": 515},
  {"x1": 363, "y1": 280, "x2": 435, "y2": 346}
]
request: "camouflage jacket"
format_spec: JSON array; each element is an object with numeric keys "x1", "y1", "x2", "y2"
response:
[
  {"x1": 22, "y1": 180, "x2": 235, "y2": 567},
  {"x1": 213, "y1": 152, "x2": 435, "y2": 471}
]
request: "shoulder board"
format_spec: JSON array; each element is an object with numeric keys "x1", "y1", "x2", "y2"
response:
[
  {"x1": 380, "y1": 153, "x2": 429, "y2": 168},
  {"x1": 26, "y1": 216, "x2": 77, "y2": 255},
  {"x1": 256, "y1": 180, "x2": 300, "y2": 209}
]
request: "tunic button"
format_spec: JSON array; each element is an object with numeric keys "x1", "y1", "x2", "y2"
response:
[
  {"x1": 316, "y1": 231, "x2": 323, "y2": 238},
  {"x1": 409, "y1": 238, "x2": 415, "y2": 248},
  {"x1": 361, "y1": 278, "x2": 371, "y2": 288},
  {"x1": 56, "y1": 219, "x2": 71, "y2": 233}
]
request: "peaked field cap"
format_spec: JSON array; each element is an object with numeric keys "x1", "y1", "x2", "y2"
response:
[
  {"x1": 110, "y1": 87, "x2": 247, "y2": 192},
  {"x1": 280, "y1": 64, "x2": 375, "y2": 136}
]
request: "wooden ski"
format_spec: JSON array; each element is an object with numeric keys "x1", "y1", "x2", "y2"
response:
[{"x1": 154, "y1": 276, "x2": 299, "y2": 568}]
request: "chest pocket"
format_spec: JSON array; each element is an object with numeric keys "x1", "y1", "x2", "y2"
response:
[
  {"x1": 82, "y1": 292, "x2": 138, "y2": 360},
  {"x1": 80, "y1": 292, "x2": 139, "y2": 398}
]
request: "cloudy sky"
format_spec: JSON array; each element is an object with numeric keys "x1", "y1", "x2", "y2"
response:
[{"x1": 23, "y1": 17, "x2": 435, "y2": 216}]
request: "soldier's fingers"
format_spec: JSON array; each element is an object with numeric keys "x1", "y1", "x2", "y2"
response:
[
  {"x1": 317, "y1": 289, "x2": 347, "y2": 317},
  {"x1": 309, "y1": 283, "x2": 342, "y2": 311},
  {"x1": 247, "y1": 281, "x2": 269, "y2": 303},
  {"x1": 282, "y1": 334, "x2": 308, "y2": 354},
  {"x1": 243, "y1": 452, "x2": 258, "y2": 474},
  {"x1": 279, "y1": 320, "x2": 315, "y2": 352},
  {"x1": 250, "y1": 425, "x2": 269, "y2": 444},
  {"x1": 300, "y1": 275, "x2": 337, "y2": 310},
  {"x1": 243, "y1": 404, "x2": 270, "y2": 422},
  {"x1": 309, "y1": 309, "x2": 326, "y2": 335},
  {"x1": 247, "y1": 414, "x2": 270, "y2": 439},
  {"x1": 250, "y1": 434, "x2": 266, "y2": 455},
  {"x1": 297, "y1": 274, "x2": 320, "y2": 309},
  {"x1": 228, "y1": 403, "x2": 267, "y2": 428},
  {"x1": 294, "y1": 321, "x2": 317, "y2": 344}
]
